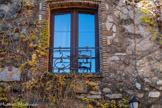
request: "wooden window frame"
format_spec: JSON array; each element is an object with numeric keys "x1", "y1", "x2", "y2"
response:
[{"x1": 49, "y1": 8, "x2": 99, "y2": 73}]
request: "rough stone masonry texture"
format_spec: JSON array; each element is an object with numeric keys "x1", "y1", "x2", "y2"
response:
[{"x1": 0, "y1": 0, "x2": 162, "y2": 107}]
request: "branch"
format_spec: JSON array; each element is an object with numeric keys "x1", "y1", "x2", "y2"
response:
[{"x1": 137, "y1": 45, "x2": 161, "y2": 60}]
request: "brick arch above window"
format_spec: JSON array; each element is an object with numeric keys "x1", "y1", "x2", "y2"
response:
[{"x1": 45, "y1": 0, "x2": 101, "y2": 10}]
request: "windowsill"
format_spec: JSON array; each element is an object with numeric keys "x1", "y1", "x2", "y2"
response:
[{"x1": 44, "y1": 72, "x2": 104, "y2": 78}]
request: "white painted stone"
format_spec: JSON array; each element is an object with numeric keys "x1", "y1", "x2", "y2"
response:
[
  {"x1": 149, "y1": 92, "x2": 160, "y2": 98},
  {"x1": 89, "y1": 91, "x2": 101, "y2": 95},
  {"x1": 157, "y1": 80, "x2": 162, "y2": 86},
  {"x1": 112, "y1": 25, "x2": 116, "y2": 32},
  {"x1": 109, "y1": 56, "x2": 120, "y2": 61},
  {"x1": 87, "y1": 95, "x2": 101, "y2": 99},
  {"x1": 39, "y1": 2, "x2": 42, "y2": 10},
  {"x1": 107, "y1": 37, "x2": 111, "y2": 45},
  {"x1": 114, "y1": 53, "x2": 127, "y2": 56},
  {"x1": 113, "y1": 33, "x2": 116, "y2": 37},
  {"x1": 136, "y1": 82, "x2": 141, "y2": 90},
  {"x1": 0, "y1": 66, "x2": 21, "y2": 81},
  {"x1": 106, "y1": 22, "x2": 113, "y2": 31},
  {"x1": 105, "y1": 4, "x2": 109, "y2": 10},
  {"x1": 107, "y1": 15, "x2": 113, "y2": 22},
  {"x1": 103, "y1": 88, "x2": 111, "y2": 93},
  {"x1": 107, "y1": 36, "x2": 114, "y2": 45},
  {"x1": 39, "y1": 15, "x2": 42, "y2": 20},
  {"x1": 105, "y1": 93, "x2": 122, "y2": 99}
]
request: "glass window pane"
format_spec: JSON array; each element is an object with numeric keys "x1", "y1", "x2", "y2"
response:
[
  {"x1": 78, "y1": 13, "x2": 95, "y2": 72},
  {"x1": 54, "y1": 14, "x2": 71, "y2": 47},
  {"x1": 79, "y1": 14, "x2": 95, "y2": 47},
  {"x1": 53, "y1": 14, "x2": 71, "y2": 73},
  {"x1": 79, "y1": 32, "x2": 95, "y2": 47},
  {"x1": 54, "y1": 14, "x2": 71, "y2": 32},
  {"x1": 79, "y1": 14, "x2": 95, "y2": 32},
  {"x1": 54, "y1": 32, "x2": 70, "y2": 47}
]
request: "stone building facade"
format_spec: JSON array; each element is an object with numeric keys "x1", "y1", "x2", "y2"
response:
[{"x1": 0, "y1": 0, "x2": 162, "y2": 107}]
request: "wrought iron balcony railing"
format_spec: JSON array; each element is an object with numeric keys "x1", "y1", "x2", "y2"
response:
[{"x1": 46, "y1": 47, "x2": 103, "y2": 74}]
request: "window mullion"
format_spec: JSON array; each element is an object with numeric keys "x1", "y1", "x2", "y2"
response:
[
  {"x1": 70, "y1": 10, "x2": 78, "y2": 73},
  {"x1": 95, "y1": 12, "x2": 99, "y2": 72},
  {"x1": 75, "y1": 10, "x2": 79, "y2": 73},
  {"x1": 73, "y1": 9, "x2": 79, "y2": 73}
]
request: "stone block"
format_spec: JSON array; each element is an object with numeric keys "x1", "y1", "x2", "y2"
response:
[
  {"x1": 105, "y1": 93, "x2": 122, "y2": 99},
  {"x1": 157, "y1": 80, "x2": 162, "y2": 86},
  {"x1": 137, "y1": 93, "x2": 144, "y2": 98},
  {"x1": 76, "y1": 94, "x2": 86, "y2": 99},
  {"x1": 0, "y1": 66, "x2": 21, "y2": 81},
  {"x1": 103, "y1": 88, "x2": 111, "y2": 93},
  {"x1": 136, "y1": 82, "x2": 141, "y2": 90},
  {"x1": 126, "y1": 90, "x2": 134, "y2": 95},
  {"x1": 108, "y1": 56, "x2": 120, "y2": 61},
  {"x1": 87, "y1": 95, "x2": 101, "y2": 99},
  {"x1": 114, "y1": 53, "x2": 126, "y2": 56},
  {"x1": 160, "y1": 87, "x2": 162, "y2": 90},
  {"x1": 106, "y1": 22, "x2": 113, "y2": 31},
  {"x1": 151, "y1": 104, "x2": 162, "y2": 108},
  {"x1": 6, "y1": 4, "x2": 21, "y2": 20},
  {"x1": 144, "y1": 78, "x2": 151, "y2": 83},
  {"x1": 149, "y1": 92, "x2": 160, "y2": 98},
  {"x1": 113, "y1": 33, "x2": 116, "y2": 37},
  {"x1": 105, "y1": 4, "x2": 109, "y2": 10},
  {"x1": 107, "y1": 15, "x2": 113, "y2": 22},
  {"x1": 112, "y1": 25, "x2": 116, "y2": 32},
  {"x1": 107, "y1": 36, "x2": 113, "y2": 45},
  {"x1": 89, "y1": 91, "x2": 101, "y2": 95}
]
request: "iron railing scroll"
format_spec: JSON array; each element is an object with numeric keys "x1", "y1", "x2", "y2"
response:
[{"x1": 46, "y1": 47, "x2": 103, "y2": 74}]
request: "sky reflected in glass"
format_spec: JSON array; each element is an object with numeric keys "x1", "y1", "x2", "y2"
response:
[
  {"x1": 53, "y1": 14, "x2": 71, "y2": 73},
  {"x1": 53, "y1": 13, "x2": 96, "y2": 73},
  {"x1": 79, "y1": 14, "x2": 95, "y2": 73}
]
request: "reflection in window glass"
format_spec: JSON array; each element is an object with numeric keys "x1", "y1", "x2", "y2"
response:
[
  {"x1": 78, "y1": 14, "x2": 95, "y2": 73},
  {"x1": 54, "y1": 14, "x2": 71, "y2": 47},
  {"x1": 53, "y1": 14, "x2": 71, "y2": 73}
]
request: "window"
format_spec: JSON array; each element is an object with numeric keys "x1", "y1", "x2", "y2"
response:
[{"x1": 49, "y1": 8, "x2": 99, "y2": 74}]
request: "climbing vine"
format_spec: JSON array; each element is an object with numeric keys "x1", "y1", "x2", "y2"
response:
[{"x1": 138, "y1": 0, "x2": 162, "y2": 44}]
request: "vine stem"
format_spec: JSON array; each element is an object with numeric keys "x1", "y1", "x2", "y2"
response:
[{"x1": 132, "y1": 0, "x2": 162, "y2": 92}]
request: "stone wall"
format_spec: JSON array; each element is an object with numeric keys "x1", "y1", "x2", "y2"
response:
[{"x1": 0, "y1": 0, "x2": 162, "y2": 107}]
